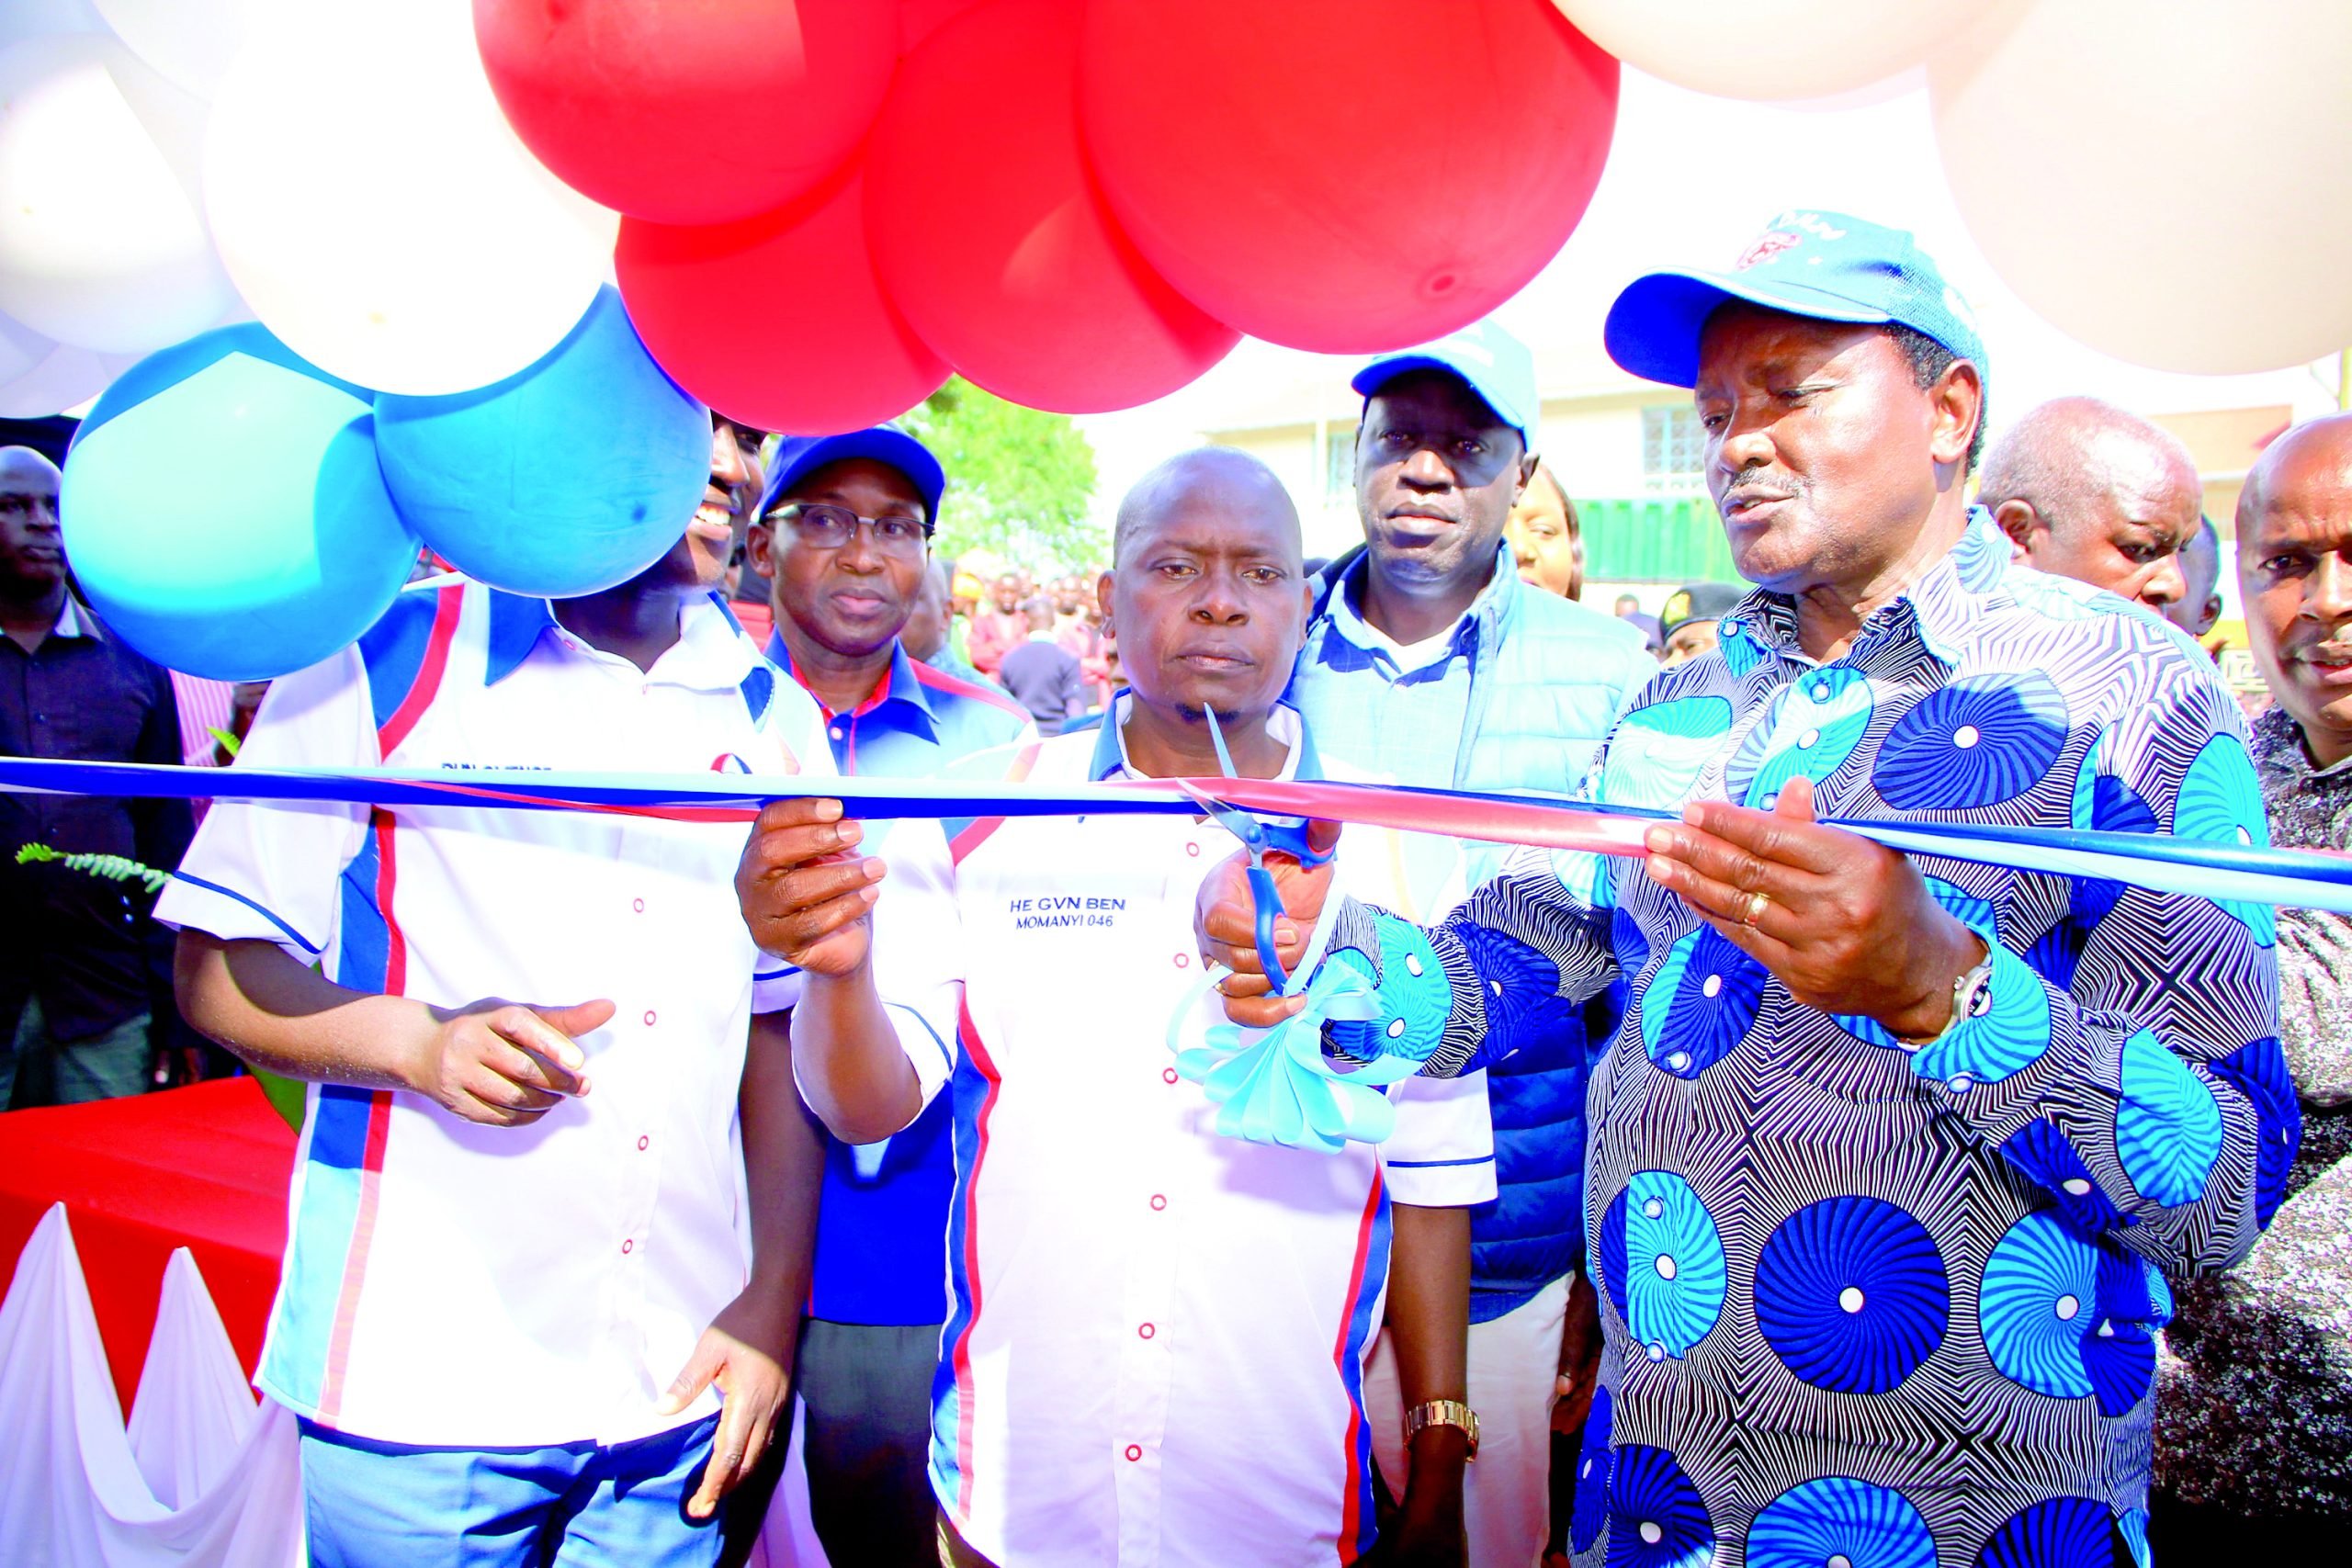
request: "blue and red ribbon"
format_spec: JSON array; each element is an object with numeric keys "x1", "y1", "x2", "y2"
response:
[{"x1": 3, "y1": 755, "x2": 2348, "y2": 914}]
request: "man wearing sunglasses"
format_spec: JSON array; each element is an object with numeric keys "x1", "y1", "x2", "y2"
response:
[{"x1": 744, "y1": 430, "x2": 1034, "y2": 1568}]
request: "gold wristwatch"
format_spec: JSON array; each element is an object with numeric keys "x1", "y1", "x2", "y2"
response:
[{"x1": 1402, "y1": 1399, "x2": 1480, "y2": 1461}]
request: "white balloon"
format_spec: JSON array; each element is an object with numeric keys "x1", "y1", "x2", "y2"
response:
[
  {"x1": 90, "y1": 0, "x2": 271, "y2": 98},
  {"x1": 1933, "y1": 0, "x2": 2352, "y2": 376},
  {"x1": 202, "y1": 0, "x2": 619, "y2": 396},
  {"x1": 1553, "y1": 0, "x2": 2014, "y2": 101},
  {"x1": 0, "y1": 0, "x2": 106, "y2": 53},
  {"x1": 0, "y1": 339, "x2": 135, "y2": 417},
  {"x1": 0, "y1": 34, "x2": 235, "y2": 354},
  {"x1": 0, "y1": 312, "x2": 54, "y2": 383}
]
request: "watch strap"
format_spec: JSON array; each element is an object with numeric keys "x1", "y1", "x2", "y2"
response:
[{"x1": 1401, "y1": 1398, "x2": 1480, "y2": 1461}]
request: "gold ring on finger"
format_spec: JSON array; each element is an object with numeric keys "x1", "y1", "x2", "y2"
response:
[{"x1": 1742, "y1": 889, "x2": 1770, "y2": 928}]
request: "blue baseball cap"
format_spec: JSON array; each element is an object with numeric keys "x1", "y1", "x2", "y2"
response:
[
  {"x1": 757, "y1": 426, "x2": 946, "y2": 524},
  {"x1": 1603, "y1": 210, "x2": 1986, "y2": 389},
  {"x1": 1351, "y1": 318, "x2": 1540, "y2": 446}
]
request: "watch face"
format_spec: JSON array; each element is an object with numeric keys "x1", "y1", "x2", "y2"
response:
[{"x1": 1962, "y1": 969, "x2": 1994, "y2": 1021}]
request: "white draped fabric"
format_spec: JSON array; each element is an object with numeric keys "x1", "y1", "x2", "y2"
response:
[
  {"x1": 0, "y1": 1201, "x2": 855, "y2": 1566},
  {"x1": 0, "y1": 1204, "x2": 303, "y2": 1568}
]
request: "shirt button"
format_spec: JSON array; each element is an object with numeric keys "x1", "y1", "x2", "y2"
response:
[
  {"x1": 1149, "y1": 1194, "x2": 1167, "y2": 1211},
  {"x1": 1137, "y1": 1322, "x2": 1155, "y2": 1339},
  {"x1": 638, "y1": 1135, "x2": 650, "y2": 1152},
  {"x1": 1162, "y1": 1067, "x2": 1180, "y2": 1085},
  {"x1": 632, "y1": 897, "x2": 645, "y2": 913},
  {"x1": 1947, "y1": 1075, "x2": 1973, "y2": 1093},
  {"x1": 829, "y1": 726, "x2": 843, "y2": 741},
  {"x1": 643, "y1": 1010, "x2": 657, "y2": 1027},
  {"x1": 1185, "y1": 842, "x2": 1200, "y2": 857},
  {"x1": 1125, "y1": 1445, "x2": 1143, "y2": 1462},
  {"x1": 620, "y1": 1238, "x2": 633, "y2": 1255},
  {"x1": 1172, "y1": 953, "x2": 1189, "y2": 968}
]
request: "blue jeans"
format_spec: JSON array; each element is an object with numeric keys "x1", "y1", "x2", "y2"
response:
[
  {"x1": 1, "y1": 997, "x2": 152, "y2": 1109},
  {"x1": 299, "y1": 1415, "x2": 725, "y2": 1568}
]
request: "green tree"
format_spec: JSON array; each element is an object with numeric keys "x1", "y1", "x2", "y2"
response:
[{"x1": 903, "y1": 378, "x2": 1102, "y2": 570}]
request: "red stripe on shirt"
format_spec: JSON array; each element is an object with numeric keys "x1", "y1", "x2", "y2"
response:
[
  {"x1": 910, "y1": 659, "x2": 1028, "y2": 721},
  {"x1": 947, "y1": 741, "x2": 1041, "y2": 864},
  {"x1": 1332, "y1": 1174, "x2": 1385, "y2": 1564},
  {"x1": 950, "y1": 998, "x2": 1004, "y2": 1517},
  {"x1": 377, "y1": 587, "x2": 463, "y2": 755},
  {"x1": 317, "y1": 813, "x2": 407, "y2": 1421}
]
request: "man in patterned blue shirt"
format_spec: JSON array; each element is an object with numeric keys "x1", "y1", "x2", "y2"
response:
[{"x1": 1205, "y1": 212, "x2": 2291, "y2": 1568}]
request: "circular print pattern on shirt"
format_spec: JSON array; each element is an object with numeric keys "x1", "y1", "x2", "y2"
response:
[
  {"x1": 1753, "y1": 1195, "x2": 1950, "y2": 1394},
  {"x1": 1726, "y1": 665, "x2": 1875, "y2": 808},
  {"x1": 1605, "y1": 1444, "x2": 1713, "y2": 1568},
  {"x1": 1745, "y1": 1476, "x2": 1938, "y2": 1568},
  {"x1": 1975, "y1": 1494, "x2": 2120, "y2": 1568},
  {"x1": 2113, "y1": 1029, "x2": 2223, "y2": 1208},
  {"x1": 1599, "y1": 1172, "x2": 1727, "y2": 1360},
  {"x1": 1603, "y1": 695, "x2": 1734, "y2": 809},
  {"x1": 1979, "y1": 1211, "x2": 2098, "y2": 1398},
  {"x1": 2172, "y1": 732, "x2": 2277, "y2": 944},
  {"x1": 1638, "y1": 924, "x2": 1769, "y2": 1078},
  {"x1": 1872, "y1": 672, "x2": 2068, "y2": 811},
  {"x1": 1570, "y1": 1386, "x2": 1615, "y2": 1554}
]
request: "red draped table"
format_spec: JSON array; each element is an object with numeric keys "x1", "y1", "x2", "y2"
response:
[{"x1": 0, "y1": 1077, "x2": 295, "y2": 1413}]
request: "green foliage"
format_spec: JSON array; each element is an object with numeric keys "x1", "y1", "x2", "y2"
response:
[
  {"x1": 903, "y1": 378, "x2": 1103, "y2": 570},
  {"x1": 15, "y1": 842, "x2": 169, "y2": 893}
]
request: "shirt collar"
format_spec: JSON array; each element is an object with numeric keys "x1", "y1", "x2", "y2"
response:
[
  {"x1": 764, "y1": 631, "x2": 940, "y2": 740},
  {"x1": 1320, "y1": 541, "x2": 1520, "y2": 672},
  {"x1": 1090, "y1": 692, "x2": 1320, "y2": 784},
  {"x1": 49, "y1": 594, "x2": 99, "y2": 641},
  {"x1": 488, "y1": 588, "x2": 773, "y2": 716},
  {"x1": 1715, "y1": 506, "x2": 2010, "y2": 671}
]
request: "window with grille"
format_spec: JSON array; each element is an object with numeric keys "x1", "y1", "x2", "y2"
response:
[
  {"x1": 1641, "y1": 405, "x2": 1706, "y2": 492},
  {"x1": 1323, "y1": 425, "x2": 1357, "y2": 502}
]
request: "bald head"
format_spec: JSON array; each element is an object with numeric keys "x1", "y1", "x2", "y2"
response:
[
  {"x1": 1105, "y1": 446, "x2": 1309, "y2": 730},
  {"x1": 0, "y1": 446, "x2": 65, "y2": 603},
  {"x1": 1114, "y1": 447, "x2": 1301, "y2": 570},
  {"x1": 1980, "y1": 399, "x2": 2202, "y2": 613},
  {"x1": 2237, "y1": 412, "x2": 2352, "y2": 766}
]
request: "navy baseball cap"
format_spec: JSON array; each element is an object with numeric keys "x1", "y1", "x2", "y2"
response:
[
  {"x1": 1603, "y1": 210, "x2": 1986, "y2": 389},
  {"x1": 1657, "y1": 581, "x2": 1745, "y2": 642},
  {"x1": 1351, "y1": 318, "x2": 1540, "y2": 446},
  {"x1": 757, "y1": 426, "x2": 945, "y2": 524}
]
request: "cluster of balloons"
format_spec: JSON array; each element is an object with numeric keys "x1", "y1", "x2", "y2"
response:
[
  {"x1": 510, "y1": 0, "x2": 1623, "y2": 432},
  {"x1": 1556, "y1": 0, "x2": 2352, "y2": 375},
  {"x1": 6, "y1": 0, "x2": 2352, "y2": 683}
]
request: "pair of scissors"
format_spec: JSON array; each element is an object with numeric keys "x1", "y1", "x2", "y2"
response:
[{"x1": 1173, "y1": 706, "x2": 1336, "y2": 992}]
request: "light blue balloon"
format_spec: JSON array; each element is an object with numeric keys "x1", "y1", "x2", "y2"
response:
[
  {"x1": 372, "y1": 286, "x2": 710, "y2": 599},
  {"x1": 61, "y1": 353, "x2": 418, "y2": 682},
  {"x1": 73, "y1": 322, "x2": 371, "y2": 450}
]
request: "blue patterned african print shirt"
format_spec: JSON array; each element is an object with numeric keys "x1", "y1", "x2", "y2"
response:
[{"x1": 1323, "y1": 510, "x2": 2291, "y2": 1568}]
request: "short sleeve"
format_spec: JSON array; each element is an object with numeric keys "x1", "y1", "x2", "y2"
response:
[
  {"x1": 152, "y1": 647, "x2": 374, "y2": 962},
  {"x1": 1381, "y1": 1067, "x2": 1496, "y2": 1207}
]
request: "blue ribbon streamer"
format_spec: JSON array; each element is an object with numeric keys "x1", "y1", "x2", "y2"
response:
[{"x1": 3, "y1": 755, "x2": 2348, "y2": 915}]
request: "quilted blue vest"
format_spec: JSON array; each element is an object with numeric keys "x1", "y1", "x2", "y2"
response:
[{"x1": 1300, "y1": 547, "x2": 1656, "y2": 1321}]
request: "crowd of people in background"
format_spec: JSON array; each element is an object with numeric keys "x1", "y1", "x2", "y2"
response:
[{"x1": 0, "y1": 205, "x2": 2342, "y2": 1568}]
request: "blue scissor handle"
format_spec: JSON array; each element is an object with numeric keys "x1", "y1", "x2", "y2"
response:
[{"x1": 1247, "y1": 863, "x2": 1289, "y2": 991}]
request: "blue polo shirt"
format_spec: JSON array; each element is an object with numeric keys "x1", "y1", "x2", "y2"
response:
[{"x1": 767, "y1": 635, "x2": 1035, "y2": 1326}]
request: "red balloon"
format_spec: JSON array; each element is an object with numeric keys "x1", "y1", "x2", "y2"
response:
[
  {"x1": 616, "y1": 161, "x2": 948, "y2": 436},
  {"x1": 1078, "y1": 0, "x2": 1619, "y2": 353},
  {"x1": 474, "y1": 0, "x2": 897, "y2": 226},
  {"x1": 898, "y1": 0, "x2": 983, "y2": 53},
  {"x1": 867, "y1": 0, "x2": 1238, "y2": 414}
]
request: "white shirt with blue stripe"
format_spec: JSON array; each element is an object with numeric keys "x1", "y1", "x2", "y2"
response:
[
  {"x1": 153, "y1": 581, "x2": 828, "y2": 1447},
  {"x1": 875, "y1": 698, "x2": 1495, "y2": 1567}
]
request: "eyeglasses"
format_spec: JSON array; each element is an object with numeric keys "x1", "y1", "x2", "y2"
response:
[{"x1": 764, "y1": 502, "x2": 933, "y2": 556}]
